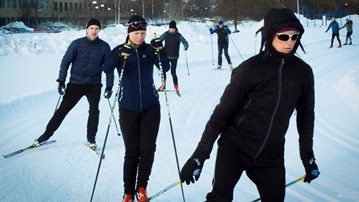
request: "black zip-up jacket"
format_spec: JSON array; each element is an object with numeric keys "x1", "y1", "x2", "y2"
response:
[{"x1": 194, "y1": 50, "x2": 315, "y2": 162}]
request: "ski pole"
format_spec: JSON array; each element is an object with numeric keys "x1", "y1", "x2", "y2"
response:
[
  {"x1": 254, "y1": 36, "x2": 257, "y2": 55},
  {"x1": 229, "y1": 35, "x2": 244, "y2": 60},
  {"x1": 302, "y1": 41, "x2": 309, "y2": 53},
  {"x1": 251, "y1": 175, "x2": 305, "y2": 202},
  {"x1": 144, "y1": 179, "x2": 182, "y2": 202},
  {"x1": 184, "y1": 47, "x2": 190, "y2": 75},
  {"x1": 210, "y1": 34, "x2": 214, "y2": 66},
  {"x1": 154, "y1": 33, "x2": 186, "y2": 202},
  {"x1": 90, "y1": 40, "x2": 130, "y2": 202},
  {"x1": 107, "y1": 99, "x2": 121, "y2": 136},
  {"x1": 54, "y1": 94, "x2": 62, "y2": 113}
]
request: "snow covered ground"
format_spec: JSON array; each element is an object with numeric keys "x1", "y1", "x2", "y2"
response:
[{"x1": 0, "y1": 15, "x2": 358, "y2": 202}]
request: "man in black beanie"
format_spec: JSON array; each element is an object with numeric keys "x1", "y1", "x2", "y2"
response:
[
  {"x1": 32, "y1": 17, "x2": 111, "y2": 151},
  {"x1": 87, "y1": 18, "x2": 101, "y2": 29},
  {"x1": 157, "y1": 20, "x2": 189, "y2": 95},
  {"x1": 180, "y1": 8, "x2": 319, "y2": 201}
]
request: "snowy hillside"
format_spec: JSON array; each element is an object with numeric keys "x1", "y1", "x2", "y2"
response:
[{"x1": 0, "y1": 15, "x2": 359, "y2": 202}]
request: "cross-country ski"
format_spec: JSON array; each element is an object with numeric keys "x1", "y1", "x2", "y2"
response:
[{"x1": 3, "y1": 140, "x2": 57, "y2": 159}]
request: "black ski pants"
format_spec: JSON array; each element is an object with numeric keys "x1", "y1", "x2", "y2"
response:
[
  {"x1": 119, "y1": 104, "x2": 161, "y2": 195},
  {"x1": 330, "y1": 33, "x2": 341, "y2": 46},
  {"x1": 345, "y1": 31, "x2": 353, "y2": 44},
  {"x1": 205, "y1": 137, "x2": 285, "y2": 202},
  {"x1": 39, "y1": 83, "x2": 102, "y2": 143},
  {"x1": 162, "y1": 59, "x2": 179, "y2": 86}
]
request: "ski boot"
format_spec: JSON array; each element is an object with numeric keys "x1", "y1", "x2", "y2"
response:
[
  {"x1": 136, "y1": 187, "x2": 148, "y2": 202},
  {"x1": 122, "y1": 194, "x2": 134, "y2": 202},
  {"x1": 87, "y1": 141, "x2": 97, "y2": 150},
  {"x1": 32, "y1": 140, "x2": 40, "y2": 148},
  {"x1": 157, "y1": 83, "x2": 165, "y2": 91}
]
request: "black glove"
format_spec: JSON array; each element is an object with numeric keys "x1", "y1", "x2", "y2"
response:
[
  {"x1": 150, "y1": 38, "x2": 163, "y2": 51},
  {"x1": 180, "y1": 157, "x2": 204, "y2": 185},
  {"x1": 118, "y1": 43, "x2": 133, "y2": 58},
  {"x1": 57, "y1": 80, "x2": 65, "y2": 95},
  {"x1": 184, "y1": 46, "x2": 188, "y2": 51},
  {"x1": 303, "y1": 158, "x2": 320, "y2": 183},
  {"x1": 104, "y1": 86, "x2": 113, "y2": 99}
]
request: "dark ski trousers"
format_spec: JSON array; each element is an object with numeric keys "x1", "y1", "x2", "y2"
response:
[
  {"x1": 39, "y1": 83, "x2": 102, "y2": 143},
  {"x1": 345, "y1": 31, "x2": 353, "y2": 44},
  {"x1": 119, "y1": 104, "x2": 161, "y2": 195},
  {"x1": 162, "y1": 59, "x2": 179, "y2": 86},
  {"x1": 205, "y1": 137, "x2": 285, "y2": 202},
  {"x1": 218, "y1": 43, "x2": 232, "y2": 66},
  {"x1": 330, "y1": 33, "x2": 341, "y2": 46}
]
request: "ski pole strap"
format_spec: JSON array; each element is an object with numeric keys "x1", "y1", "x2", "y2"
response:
[
  {"x1": 251, "y1": 175, "x2": 305, "y2": 202},
  {"x1": 145, "y1": 179, "x2": 181, "y2": 202}
]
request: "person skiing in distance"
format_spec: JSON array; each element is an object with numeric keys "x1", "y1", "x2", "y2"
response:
[
  {"x1": 103, "y1": 15, "x2": 170, "y2": 202},
  {"x1": 325, "y1": 17, "x2": 342, "y2": 48},
  {"x1": 32, "y1": 18, "x2": 112, "y2": 150},
  {"x1": 157, "y1": 20, "x2": 189, "y2": 95},
  {"x1": 340, "y1": 18, "x2": 353, "y2": 45},
  {"x1": 180, "y1": 8, "x2": 319, "y2": 202},
  {"x1": 209, "y1": 20, "x2": 233, "y2": 71}
]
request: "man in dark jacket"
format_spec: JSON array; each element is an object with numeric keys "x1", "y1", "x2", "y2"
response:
[
  {"x1": 157, "y1": 20, "x2": 189, "y2": 95},
  {"x1": 32, "y1": 18, "x2": 112, "y2": 150},
  {"x1": 210, "y1": 20, "x2": 233, "y2": 71},
  {"x1": 180, "y1": 8, "x2": 320, "y2": 202}
]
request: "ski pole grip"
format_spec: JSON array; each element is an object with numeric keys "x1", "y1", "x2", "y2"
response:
[{"x1": 123, "y1": 40, "x2": 131, "y2": 59}]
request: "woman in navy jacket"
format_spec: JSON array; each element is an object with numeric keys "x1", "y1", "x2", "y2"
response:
[{"x1": 104, "y1": 15, "x2": 169, "y2": 202}]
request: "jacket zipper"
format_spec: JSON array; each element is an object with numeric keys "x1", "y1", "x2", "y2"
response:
[
  {"x1": 255, "y1": 58, "x2": 285, "y2": 159},
  {"x1": 237, "y1": 99, "x2": 252, "y2": 126},
  {"x1": 135, "y1": 49, "x2": 143, "y2": 111}
]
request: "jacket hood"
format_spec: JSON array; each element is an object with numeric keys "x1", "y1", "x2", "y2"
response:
[{"x1": 264, "y1": 8, "x2": 304, "y2": 56}]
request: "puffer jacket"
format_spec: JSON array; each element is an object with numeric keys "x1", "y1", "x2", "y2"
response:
[
  {"x1": 104, "y1": 42, "x2": 170, "y2": 112},
  {"x1": 58, "y1": 36, "x2": 111, "y2": 85}
]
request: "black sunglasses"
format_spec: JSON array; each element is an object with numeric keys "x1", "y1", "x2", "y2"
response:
[{"x1": 276, "y1": 32, "x2": 300, "y2": 41}]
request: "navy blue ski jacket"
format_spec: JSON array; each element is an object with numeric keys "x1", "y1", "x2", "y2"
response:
[
  {"x1": 104, "y1": 42, "x2": 170, "y2": 112},
  {"x1": 58, "y1": 36, "x2": 111, "y2": 86}
]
